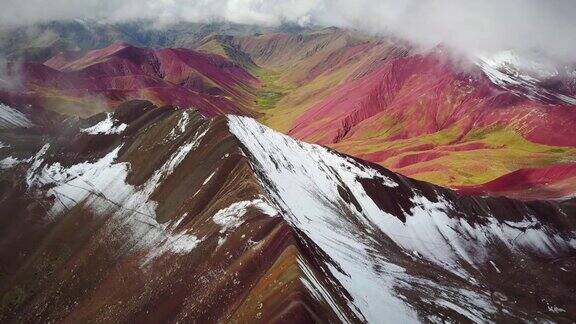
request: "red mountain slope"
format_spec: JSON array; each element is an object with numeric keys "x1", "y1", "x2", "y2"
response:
[
  {"x1": 225, "y1": 29, "x2": 576, "y2": 197},
  {"x1": 459, "y1": 163, "x2": 576, "y2": 200},
  {"x1": 2, "y1": 42, "x2": 260, "y2": 117},
  {"x1": 290, "y1": 52, "x2": 576, "y2": 147},
  {"x1": 261, "y1": 49, "x2": 576, "y2": 194}
]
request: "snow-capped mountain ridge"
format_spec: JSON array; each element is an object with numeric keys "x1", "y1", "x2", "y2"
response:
[
  {"x1": 478, "y1": 50, "x2": 559, "y2": 79},
  {"x1": 477, "y1": 50, "x2": 576, "y2": 105},
  {"x1": 1, "y1": 102, "x2": 575, "y2": 322},
  {"x1": 229, "y1": 115, "x2": 576, "y2": 323}
]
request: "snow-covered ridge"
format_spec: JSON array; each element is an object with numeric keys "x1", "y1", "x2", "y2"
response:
[
  {"x1": 477, "y1": 50, "x2": 576, "y2": 105},
  {"x1": 229, "y1": 115, "x2": 421, "y2": 322},
  {"x1": 227, "y1": 115, "x2": 576, "y2": 323},
  {"x1": 478, "y1": 50, "x2": 559, "y2": 80},
  {"x1": 0, "y1": 103, "x2": 33, "y2": 129}
]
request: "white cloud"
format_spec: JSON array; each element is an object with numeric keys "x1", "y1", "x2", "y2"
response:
[{"x1": 1, "y1": 0, "x2": 576, "y2": 64}]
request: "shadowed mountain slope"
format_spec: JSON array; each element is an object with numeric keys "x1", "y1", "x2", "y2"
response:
[{"x1": 1, "y1": 100, "x2": 575, "y2": 323}]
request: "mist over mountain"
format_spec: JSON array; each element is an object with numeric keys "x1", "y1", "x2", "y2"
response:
[{"x1": 2, "y1": 0, "x2": 576, "y2": 67}]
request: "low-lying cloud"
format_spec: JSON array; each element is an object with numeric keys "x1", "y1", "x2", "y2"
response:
[{"x1": 2, "y1": 0, "x2": 576, "y2": 64}]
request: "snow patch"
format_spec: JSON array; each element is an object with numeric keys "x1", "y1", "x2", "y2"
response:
[
  {"x1": 212, "y1": 197, "x2": 278, "y2": 245},
  {"x1": 1, "y1": 143, "x2": 49, "y2": 171},
  {"x1": 298, "y1": 257, "x2": 352, "y2": 324},
  {"x1": 0, "y1": 103, "x2": 33, "y2": 129},
  {"x1": 166, "y1": 111, "x2": 190, "y2": 141},
  {"x1": 477, "y1": 50, "x2": 558, "y2": 80},
  {"x1": 213, "y1": 197, "x2": 278, "y2": 232},
  {"x1": 202, "y1": 170, "x2": 216, "y2": 185},
  {"x1": 489, "y1": 261, "x2": 501, "y2": 274},
  {"x1": 547, "y1": 305, "x2": 565, "y2": 314},
  {"x1": 0, "y1": 156, "x2": 24, "y2": 169},
  {"x1": 477, "y1": 51, "x2": 576, "y2": 105},
  {"x1": 26, "y1": 144, "x2": 51, "y2": 186},
  {"x1": 144, "y1": 211, "x2": 201, "y2": 264},
  {"x1": 81, "y1": 113, "x2": 127, "y2": 135}
]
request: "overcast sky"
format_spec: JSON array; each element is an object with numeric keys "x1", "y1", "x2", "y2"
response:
[{"x1": 2, "y1": 0, "x2": 576, "y2": 64}]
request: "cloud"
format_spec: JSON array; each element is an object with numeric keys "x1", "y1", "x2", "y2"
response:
[
  {"x1": 1, "y1": 0, "x2": 576, "y2": 64},
  {"x1": 0, "y1": 56, "x2": 24, "y2": 91}
]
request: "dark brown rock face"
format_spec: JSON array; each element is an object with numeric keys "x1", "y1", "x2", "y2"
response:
[{"x1": 0, "y1": 100, "x2": 575, "y2": 323}]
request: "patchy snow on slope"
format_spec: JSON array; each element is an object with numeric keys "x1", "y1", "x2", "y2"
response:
[
  {"x1": 0, "y1": 141, "x2": 9, "y2": 149},
  {"x1": 166, "y1": 111, "x2": 190, "y2": 141},
  {"x1": 143, "y1": 211, "x2": 202, "y2": 264},
  {"x1": 213, "y1": 200, "x2": 253, "y2": 233},
  {"x1": 26, "y1": 123, "x2": 211, "y2": 264},
  {"x1": 213, "y1": 197, "x2": 278, "y2": 232},
  {"x1": 555, "y1": 93, "x2": 576, "y2": 105},
  {"x1": 0, "y1": 156, "x2": 23, "y2": 169},
  {"x1": 1, "y1": 143, "x2": 49, "y2": 171},
  {"x1": 490, "y1": 261, "x2": 501, "y2": 274},
  {"x1": 548, "y1": 305, "x2": 566, "y2": 314},
  {"x1": 363, "y1": 193, "x2": 576, "y2": 275},
  {"x1": 202, "y1": 170, "x2": 216, "y2": 185},
  {"x1": 228, "y1": 115, "x2": 576, "y2": 323},
  {"x1": 478, "y1": 50, "x2": 559, "y2": 79},
  {"x1": 298, "y1": 257, "x2": 352, "y2": 324},
  {"x1": 29, "y1": 145, "x2": 127, "y2": 216},
  {"x1": 0, "y1": 103, "x2": 33, "y2": 129},
  {"x1": 81, "y1": 113, "x2": 127, "y2": 135},
  {"x1": 26, "y1": 143, "x2": 51, "y2": 186},
  {"x1": 212, "y1": 197, "x2": 278, "y2": 245}
]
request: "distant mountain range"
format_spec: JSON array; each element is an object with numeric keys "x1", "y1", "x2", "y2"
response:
[
  {"x1": 2, "y1": 21, "x2": 576, "y2": 199},
  {"x1": 1, "y1": 41, "x2": 259, "y2": 117},
  {"x1": 0, "y1": 19, "x2": 309, "y2": 62}
]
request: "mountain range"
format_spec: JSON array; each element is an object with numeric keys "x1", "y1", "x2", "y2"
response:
[
  {"x1": 1, "y1": 20, "x2": 576, "y2": 323},
  {"x1": 3, "y1": 22, "x2": 576, "y2": 198}
]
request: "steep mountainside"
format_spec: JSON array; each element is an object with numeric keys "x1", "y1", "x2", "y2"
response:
[
  {"x1": 1, "y1": 101, "x2": 575, "y2": 323},
  {"x1": 226, "y1": 30, "x2": 576, "y2": 197},
  {"x1": 284, "y1": 51, "x2": 576, "y2": 189}
]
